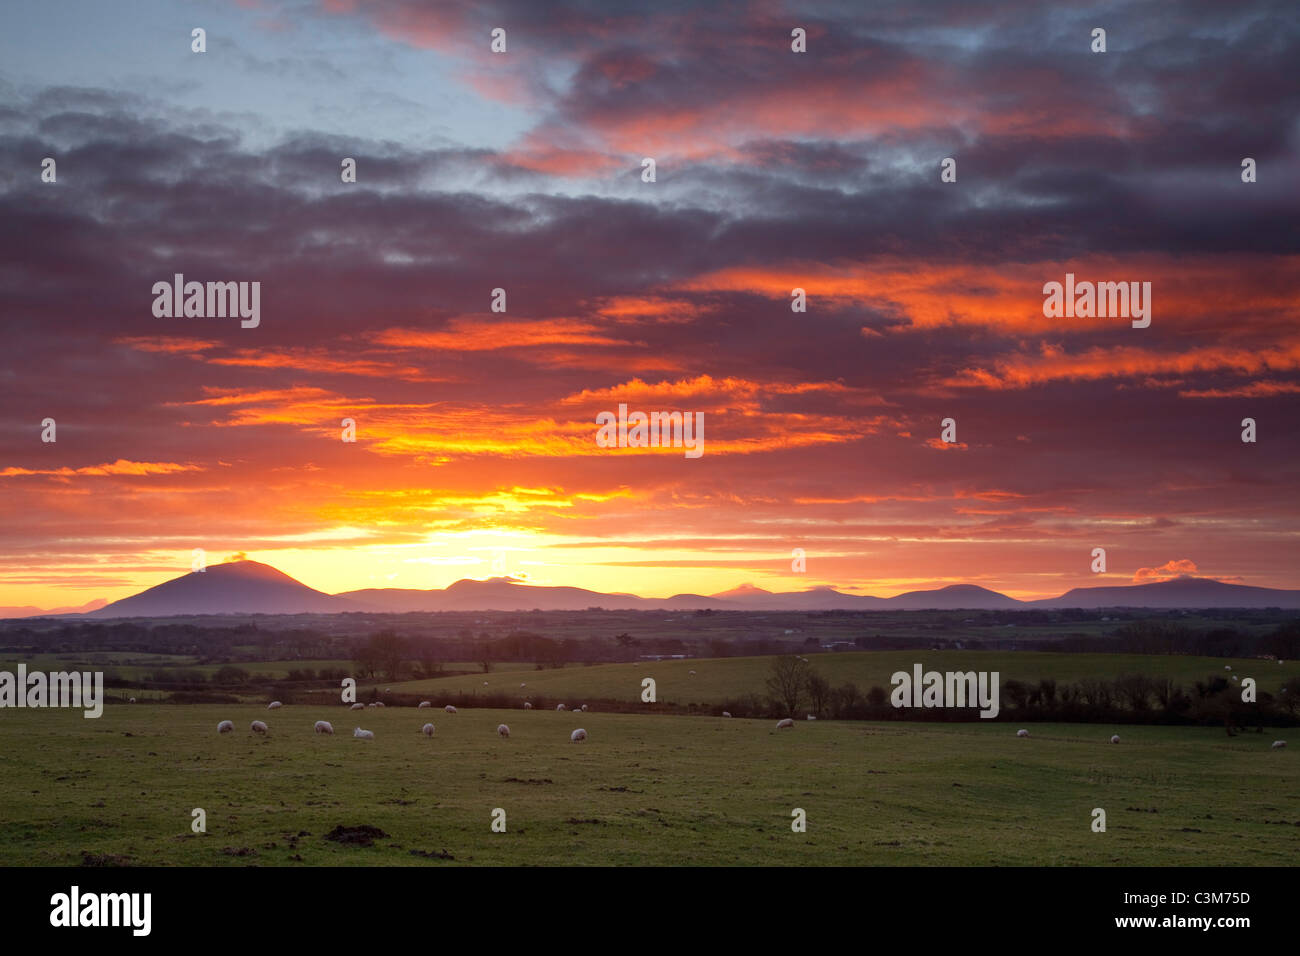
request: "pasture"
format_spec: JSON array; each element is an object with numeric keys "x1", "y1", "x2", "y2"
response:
[{"x1": 0, "y1": 704, "x2": 1293, "y2": 866}]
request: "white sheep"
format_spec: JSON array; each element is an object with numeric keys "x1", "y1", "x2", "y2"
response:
[
  {"x1": 350, "y1": 702, "x2": 365, "y2": 711},
  {"x1": 581, "y1": 704, "x2": 588, "y2": 712},
  {"x1": 315, "y1": 720, "x2": 334, "y2": 735},
  {"x1": 1273, "y1": 740, "x2": 1287, "y2": 749},
  {"x1": 267, "y1": 701, "x2": 283, "y2": 710},
  {"x1": 523, "y1": 701, "x2": 532, "y2": 709},
  {"x1": 444, "y1": 705, "x2": 457, "y2": 714},
  {"x1": 1016, "y1": 729, "x2": 1029, "y2": 737},
  {"x1": 806, "y1": 715, "x2": 817, "y2": 721},
  {"x1": 251, "y1": 720, "x2": 268, "y2": 734},
  {"x1": 128, "y1": 697, "x2": 136, "y2": 703},
  {"x1": 689, "y1": 669, "x2": 696, "y2": 675},
  {"x1": 570, "y1": 728, "x2": 587, "y2": 742},
  {"x1": 374, "y1": 701, "x2": 386, "y2": 708},
  {"x1": 1110, "y1": 734, "x2": 1120, "y2": 744},
  {"x1": 1225, "y1": 665, "x2": 1232, "y2": 671},
  {"x1": 483, "y1": 681, "x2": 489, "y2": 686},
  {"x1": 418, "y1": 701, "x2": 432, "y2": 709},
  {"x1": 776, "y1": 718, "x2": 794, "y2": 729},
  {"x1": 217, "y1": 720, "x2": 234, "y2": 733},
  {"x1": 497, "y1": 724, "x2": 510, "y2": 737},
  {"x1": 520, "y1": 682, "x2": 526, "y2": 687},
  {"x1": 556, "y1": 703, "x2": 567, "y2": 711},
  {"x1": 354, "y1": 727, "x2": 374, "y2": 739},
  {"x1": 722, "y1": 711, "x2": 732, "y2": 718},
  {"x1": 421, "y1": 723, "x2": 435, "y2": 737}
]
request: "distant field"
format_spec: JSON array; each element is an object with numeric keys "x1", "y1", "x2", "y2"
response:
[
  {"x1": 350, "y1": 651, "x2": 1293, "y2": 708},
  {"x1": 0, "y1": 705, "x2": 1293, "y2": 866}
]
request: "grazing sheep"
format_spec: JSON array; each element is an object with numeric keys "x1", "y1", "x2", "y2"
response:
[
  {"x1": 483, "y1": 681, "x2": 489, "y2": 686},
  {"x1": 421, "y1": 723, "x2": 435, "y2": 737},
  {"x1": 350, "y1": 703, "x2": 365, "y2": 711},
  {"x1": 570, "y1": 728, "x2": 587, "y2": 742},
  {"x1": 689, "y1": 670, "x2": 696, "y2": 675},
  {"x1": 251, "y1": 720, "x2": 268, "y2": 734},
  {"x1": 444, "y1": 705, "x2": 457, "y2": 714},
  {"x1": 581, "y1": 704, "x2": 588, "y2": 712},
  {"x1": 1110, "y1": 734, "x2": 1120, "y2": 744},
  {"x1": 523, "y1": 702, "x2": 532, "y2": 709},
  {"x1": 418, "y1": 701, "x2": 432, "y2": 709},
  {"x1": 315, "y1": 720, "x2": 334, "y2": 735},
  {"x1": 128, "y1": 697, "x2": 136, "y2": 703},
  {"x1": 776, "y1": 718, "x2": 794, "y2": 729},
  {"x1": 722, "y1": 711, "x2": 732, "y2": 718},
  {"x1": 267, "y1": 701, "x2": 283, "y2": 710},
  {"x1": 374, "y1": 701, "x2": 386, "y2": 708},
  {"x1": 353, "y1": 727, "x2": 374, "y2": 739},
  {"x1": 1225, "y1": 665, "x2": 1232, "y2": 671},
  {"x1": 217, "y1": 720, "x2": 234, "y2": 733},
  {"x1": 367, "y1": 702, "x2": 377, "y2": 708},
  {"x1": 556, "y1": 703, "x2": 567, "y2": 711},
  {"x1": 1273, "y1": 740, "x2": 1287, "y2": 749},
  {"x1": 1016, "y1": 729, "x2": 1029, "y2": 737},
  {"x1": 497, "y1": 724, "x2": 510, "y2": 737},
  {"x1": 806, "y1": 715, "x2": 817, "y2": 721},
  {"x1": 520, "y1": 682, "x2": 526, "y2": 687}
]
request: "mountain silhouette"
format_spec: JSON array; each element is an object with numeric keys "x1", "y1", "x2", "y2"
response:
[{"x1": 14, "y1": 562, "x2": 1299, "y2": 619}]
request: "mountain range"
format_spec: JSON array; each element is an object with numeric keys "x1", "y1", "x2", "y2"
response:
[{"x1": 5, "y1": 559, "x2": 1297, "y2": 619}]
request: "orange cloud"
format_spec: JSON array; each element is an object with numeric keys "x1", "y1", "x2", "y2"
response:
[{"x1": 1132, "y1": 559, "x2": 1199, "y2": 583}]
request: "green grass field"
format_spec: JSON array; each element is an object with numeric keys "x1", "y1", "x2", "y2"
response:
[
  {"x1": 0, "y1": 704, "x2": 1293, "y2": 866},
  {"x1": 357, "y1": 651, "x2": 1293, "y2": 708}
]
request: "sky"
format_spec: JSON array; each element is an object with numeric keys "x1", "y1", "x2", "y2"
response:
[{"x1": 1, "y1": 0, "x2": 1298, "y2": 608}]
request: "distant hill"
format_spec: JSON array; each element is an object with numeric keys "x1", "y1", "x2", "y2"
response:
[
  {"x1": 1032, "y1": 576, "x2": 1300, "y2": 609},
  {"x1": 85, "y1": 560, "x2": 369, "y2": 618},
  {"x1": 13, "y1": 562, "x2": 1300, "y2": 619},
  {"x1": 0, "y1": 598, "x2": 108, "y2": 619}
]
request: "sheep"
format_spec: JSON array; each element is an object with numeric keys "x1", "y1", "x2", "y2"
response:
[
  {"x1": 1110, "y1": 734, "x2": 1120, "y2": 744},
  {"x1": 580, "y1": 704, "x2": 588, "y2": 712},
  {"x1": 251, "y1": 720, "x2": 268, "y2": 734},
  {"x1": 418, "y1": 701, "x2": 432, "y2": 709},
  {"x1": 444, "y1": 705, "x2": 457, "y2": 714},
  {"x1": 1016, "y1": 729, "x2": 1029, "y2": 737},
  {"x1": 722, "y1": 711, "x2": 732, "y2": 718},
  {"x1": 128, "y1": 697, "x2": 136, "y2": 703},
  {"x1": 483, "y1": 681, "x2": 489, "y2": 686},
  {"x1": 421, "y1": 723, "x2": 435, "y2": 737},
  {"x1": 497, "y1": 724, "x2": 510, "y2": 737},
  {"x1": 806, "y1": 715, "x2": 817, "y2": 721},
  {"x1": 520, "y1": 682, "x2": 526, "y2": 688},
  {"x1": 556, "y1": 703, "x2": 567, "y2": 711},
  {"x1": 217, "y1": 720, "x2": 234, "y2": 733},
  {"x1": 267, "y1": 701, "x2": 283, "y2": 710},
  {"x1": 353, "y1": 727, "x2": 374, "y2": 739},
  {"x1": 315, "y1": 720, "x2": 334, "y2": 735},
  {"x1": 1273, "y1": 740, "x2": 1287, "y2": 749},
  {"x1": 570, "y1": 728, "x2": 587, "y2": 742},
  {"x1": 350, "y1": 702, "x2": 365, "y2": 711},
  {"x1": 776, "y1": 718, "x2": 794, "y2": 729},
  {"x1": 689, "y1": 669, "x2": 696, "y2": 675},
  {"x1": 1225, "y1": 665, "x2": 1232, "y2": 671},
  {"x1": 523, "y1": 701, "x2": 532, "y2": 709}
]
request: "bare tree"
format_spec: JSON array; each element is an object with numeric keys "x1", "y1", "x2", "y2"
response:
[
  {"x1": 807, "y1": 672, "x2": 831, "y2": 717},
  {"x1": 766, "y1": 655, "x2": 809, "y2": 717}
]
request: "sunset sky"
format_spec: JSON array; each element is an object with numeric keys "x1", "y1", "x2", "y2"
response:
[{"x1": 2, "y1": 0, "x2": 1298, "y2": 609}]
